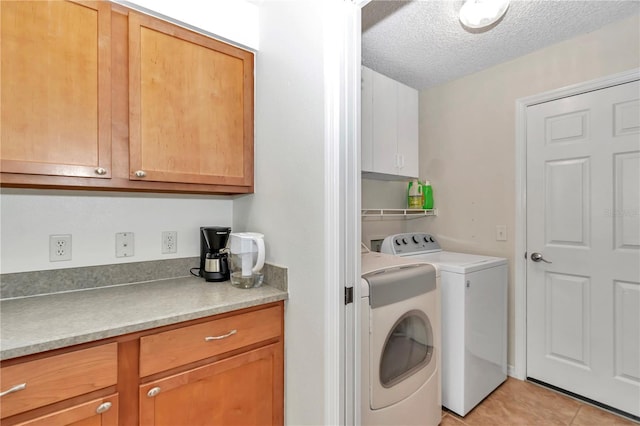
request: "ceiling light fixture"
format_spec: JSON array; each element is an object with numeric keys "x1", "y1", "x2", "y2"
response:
[{"x1": 459, "y1": 0, "x2": 510, "y2": 29}]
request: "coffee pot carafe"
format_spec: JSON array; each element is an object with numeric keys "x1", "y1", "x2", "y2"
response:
[
  {"x1": 199, "y1": 226, "x2": 231, "y2": 282},
  {"x1": 229, "y1": 232, "x2": 265, "y2": 289}
]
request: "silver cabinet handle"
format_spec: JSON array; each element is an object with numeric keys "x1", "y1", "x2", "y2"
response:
[
  {"x1": 531, "y1": 252, "x2": 552, "y2": 263},
  {"x1": 96, "y1": 402, "x2": 112, "y2": 414},
  {"x1": 0, "y1": 383, "x2": 26, "y2": 397},
  {"x1": 205, "y1": 329, "x2": 237, "y2": 341},
  {"x1": 95, "y1": 167, "x2": 107, "y2": 175},
  {"x1": 134, "y1": 170, "x2": 146, "y2": 178},
  {"x1": 147, "y1": 387, "x2": 161, "y2": 398}
]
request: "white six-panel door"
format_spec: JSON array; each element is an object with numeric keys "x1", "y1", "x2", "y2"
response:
[{"x1": 526, "y1": 80, "x2": 640, "y2": 417}]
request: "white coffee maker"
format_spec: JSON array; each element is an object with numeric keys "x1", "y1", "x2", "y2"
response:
[{"x1": 229, "y1": 232, "x2": 265, "y2": 288}]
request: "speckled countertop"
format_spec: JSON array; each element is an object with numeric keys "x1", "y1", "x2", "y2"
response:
[{"x1": 0, "y1": 277, "x2": 287, "y2": 361}]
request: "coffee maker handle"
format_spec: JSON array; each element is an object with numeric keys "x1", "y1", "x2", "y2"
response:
[{"x1": 253, "y1": 237, "x2": 265, "y2": 273}]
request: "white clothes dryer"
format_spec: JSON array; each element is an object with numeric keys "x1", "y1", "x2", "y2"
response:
[
  {"x1": 381, "y1": 233, "x2": 507, "y2": 417},
  {"x1": 361, "y1": 249, "x2": 441, "y2": 426}
]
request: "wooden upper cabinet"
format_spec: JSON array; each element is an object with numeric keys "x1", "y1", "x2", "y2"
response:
[
  {"x1": 0, "y1": 0, "x2": 111, "y2": 179},
  {"x1": 128, "y1": 12, "x2": 254, "y2": 187},
  {"x1": 0, "y1": 3, "x2": 254, "y2": 194}
]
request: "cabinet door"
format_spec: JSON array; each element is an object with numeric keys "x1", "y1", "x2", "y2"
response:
[
  {"x1": 361, "y1": 66, "x2": 374, "y2": 173},
  {"x1": 15, "y1": 395, "x2": 118, "y2": 426},
  {"x1": 0, "y1": 0, "x2": 111, "y2": 179},
  {"x1": 396, "y1": 82, "x2": 419, "y2": 178},
  {"x1": 372, "y1": 70, "x2": 398, "y2": 176},
  {"x1": 140, "y1": 344, "x2": 283, "y2": 426},
  {"x1": 128, "y1": 13, "x2": 254, "y2": 187}
]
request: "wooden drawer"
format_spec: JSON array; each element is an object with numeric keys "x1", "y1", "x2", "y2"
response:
[
  {"x1": 0, "y1": 343, "x2": 118, "y2": 419},
  {"x1": 140, "y1": 305, "x2": 282, "y2": 377},
  {"x1": 14, "y1": 394, "x2": 118, "y2": 426}
]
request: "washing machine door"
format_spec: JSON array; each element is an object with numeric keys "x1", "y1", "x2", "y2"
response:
[{"x1": 365, "y1": 265, "x2": 438, "y2": 409}]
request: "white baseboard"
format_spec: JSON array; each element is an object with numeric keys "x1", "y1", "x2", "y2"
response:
[{"x1": 507, "y1": 364, "x2": 518, "y2": 378}]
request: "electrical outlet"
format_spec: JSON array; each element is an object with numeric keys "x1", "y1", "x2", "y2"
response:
[
  {"x1": 162, "y1": 231, "x2": 177, "y2": 254},
  {"x1": 49, "y1": 234, "x2": 72, "y2": 262},
  {"x1": 116, "y1": 232, "x2": 134, "y2": 257}
]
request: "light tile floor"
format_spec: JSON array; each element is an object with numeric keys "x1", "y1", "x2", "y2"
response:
[{"x1": 440, "y1": 378, "x2": 638, "y2": 425}]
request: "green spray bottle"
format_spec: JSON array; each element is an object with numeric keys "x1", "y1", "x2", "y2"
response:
[{"x1": 422, "y1": 180, "x2": 434, "y2": 210}]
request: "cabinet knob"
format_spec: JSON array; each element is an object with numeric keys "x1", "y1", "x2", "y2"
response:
[
  {"x1": 147, "y1": 387, "x2": 161, "y2": 398},
  {"x1": 96, "y1": 402, "x2": 112, "y2": 414},
  {"x1": 0, "y1": 383, "x2": 26, "y2": 397},
  {"x1": 94, "y1": 167, "x2": 107, "y2": 175},
  {"x1": 134, "y1": 170, "x2": 147, "y2": 178}
]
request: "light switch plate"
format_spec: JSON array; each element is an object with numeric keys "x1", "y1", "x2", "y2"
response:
[
  {"x1": 116, "y1": 232, "x2": 134, "y2": 257},
  {"x1": 496, "y1": 225, "x2": 507, "y2": 241}
]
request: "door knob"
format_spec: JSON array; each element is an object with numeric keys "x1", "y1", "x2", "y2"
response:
[{"x1": 531, "y1": 252, "x2": 552, "y2": 263}]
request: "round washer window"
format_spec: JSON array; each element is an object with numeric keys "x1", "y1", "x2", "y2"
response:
[{"x1": 379, "y1": 309, "x2": 434, "y2": 388}]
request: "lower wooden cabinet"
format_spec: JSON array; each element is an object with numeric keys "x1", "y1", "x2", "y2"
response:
[
  {"x1": 0, "y1": 303, "x2": 284, "y2": 426},
  {"x1": 140, "y1": 344, "x2": 282, "y2": 425},
  {"x1": 15, "y1": 395, "x2": 119, "y2": 426},
  {"x1": 0, "y1": 344, "x2": 118, "y2": 424}
]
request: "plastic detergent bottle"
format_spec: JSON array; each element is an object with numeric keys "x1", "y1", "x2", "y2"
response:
[
  {"x1": 422, "y1": 180, "x2": 434, "y2": 210},
  {"x1": 408, "y1": 179, "x2": 423, "y2": 209}
]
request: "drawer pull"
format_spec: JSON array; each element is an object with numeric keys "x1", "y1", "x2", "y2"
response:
[
  {"x1": 0, "y1": 383, "x2": 26, "y2": 397},
  {"x1": 96, "y1": 402, "x2": 112, "y2": 414},
  {"x1": 94, "y1": 167, "x2": 107, "y2": 175},
  {"x1": 204, "y1": 329, "x2": 237, "y2": 341},
  {"x1": 134, "y1": 170, "x2": 147, "y2": 178},
  {"x1": 147, "y1": 387, "x2": 161, "y2": 398}
]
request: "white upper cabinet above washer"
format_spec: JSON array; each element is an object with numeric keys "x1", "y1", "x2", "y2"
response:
[
  {"x1": 396, "y1": 81, "x2": 419, "y2": 178},
  {"x1": 361, "y1": 66, "x2": 419, "y2": 180}
]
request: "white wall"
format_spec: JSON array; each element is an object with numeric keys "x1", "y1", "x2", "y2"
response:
[
  {"x1": 0, "y1": 189, "x2": 232, "y2": 273},
  {"x1": 413, "y1": 14, "x2": 640, "y2": 367},
  {"x1": 361, "y1": 178, "x2": 413, "y2": 250},
  {"x1": 114, "y1": 0, "x2": 259, "y2": 50},
  {"x1": 233, "y1": 1, "x2": 330, "y2": 424}
]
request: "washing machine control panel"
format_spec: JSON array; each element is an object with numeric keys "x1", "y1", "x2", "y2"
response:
[{"x1": 380, "y1": 233, "x2": 441, "y2": 256}]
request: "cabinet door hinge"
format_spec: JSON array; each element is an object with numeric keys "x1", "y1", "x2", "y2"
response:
[{"x1": 345, "y1": 287, "x2": 354, "y2": 305}]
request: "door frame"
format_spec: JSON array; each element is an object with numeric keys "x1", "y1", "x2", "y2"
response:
[
  {"x1": 513, "y1": 67, "x2": 640, "y2": 380},
  {"x1": 324, "y1": 1, "x2": 364, "y2": 424}
]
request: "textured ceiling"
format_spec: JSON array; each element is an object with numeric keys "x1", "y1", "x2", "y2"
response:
[{"x1": 362, "y1": 0, "x2": 640, "y2": 90}]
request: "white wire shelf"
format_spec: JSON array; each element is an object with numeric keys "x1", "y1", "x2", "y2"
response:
[{"x1": 361, "y1": 208, "x2": 438, "y2": 219}]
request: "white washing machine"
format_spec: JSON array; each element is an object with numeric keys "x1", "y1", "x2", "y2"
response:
[
  {"x1": 361, "y1": 248, "x2": 441, "y2": 426},
  {"x1": 381, "y1": 233, "x2": 507, "y2": 417}
]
